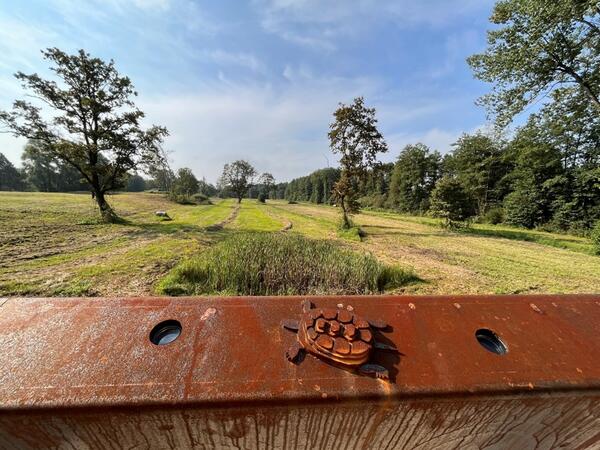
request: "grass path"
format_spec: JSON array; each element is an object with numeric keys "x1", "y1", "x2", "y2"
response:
[{"x1": 1, "y1": 193, "x2": 599, "y2": 296}]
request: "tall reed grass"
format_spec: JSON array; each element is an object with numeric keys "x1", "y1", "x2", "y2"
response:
[{"x1": 157, "y1": 232, "x2": 416, "y2": 295}]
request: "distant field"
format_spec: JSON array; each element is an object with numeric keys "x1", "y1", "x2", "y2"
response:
[{"x1": 1, "y1": 191, "x2": 599, "y2": 296}]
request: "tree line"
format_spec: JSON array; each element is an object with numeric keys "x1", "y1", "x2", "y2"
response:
[
  {"x1": 281, "y1": 106, "x2": 599, "y2": 233},
  {"x1": 1, "y1": 0, "x2": 599, "y2": 234}
]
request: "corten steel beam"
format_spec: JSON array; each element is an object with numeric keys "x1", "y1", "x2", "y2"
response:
[{"x1": 0, "y1": 294, "x2": 599, "y2": 449}]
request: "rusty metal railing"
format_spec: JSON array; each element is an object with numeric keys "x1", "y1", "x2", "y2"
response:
[{"x1": 0, "y1": 294, "x2": 599, "y2": 449}]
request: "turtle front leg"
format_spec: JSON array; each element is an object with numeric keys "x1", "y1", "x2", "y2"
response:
[
  {"x1": 358, "y1": 364, "x2": 389, "y2": 380},
  {"x1": 282, "y1": 319, "x2": 300, "y2": 331},
  {"x1": 301, "y1": 299, "x2": 313, "y2": 313},
  {"x1": 367, "y1": 319, "x2": 389, "y2": 330},
  {"x1": 286, "y1": 342, "x2": 305, "y2": 364}
]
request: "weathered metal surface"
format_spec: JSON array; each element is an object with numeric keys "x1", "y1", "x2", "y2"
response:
[{"x1": 0, "y1": 294, "x2": 599, "y2": 449}]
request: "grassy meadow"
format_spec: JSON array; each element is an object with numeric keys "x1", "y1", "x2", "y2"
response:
[{"x1": 1, "y1": 191, "x2": 599, "y2": 296}]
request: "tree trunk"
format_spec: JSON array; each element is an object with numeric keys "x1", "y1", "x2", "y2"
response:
[
  {"x1": 94, "y1": 189, "x2": 119, "y2": 223},
  {"x1": 340, "y1": 196, "x2": 351, "y2": 229},
  {"x1": 237, "y1": 196, "x2": 242, "y2": 204}
]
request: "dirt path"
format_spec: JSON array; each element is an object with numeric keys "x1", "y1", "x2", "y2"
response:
[{"x1": 206, "y1": 204, "x2": 240, "y2": 231}]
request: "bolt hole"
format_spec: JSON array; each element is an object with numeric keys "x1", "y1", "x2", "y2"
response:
[
  {"x1": 475, "y1": 328, "x2": 507, "y2": 355},
  {"x1": 150, "y1": 320, "x2": 182, "y2": 345}
]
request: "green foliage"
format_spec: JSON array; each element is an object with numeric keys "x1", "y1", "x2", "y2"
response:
[
  {"x1": 169, "y1": 167, "x2": 198, "y2": 198},
  {"x1": 591, "y1": 221, "x2": 600, "y2": 255},
  {"x1": 337, "y1": 226, "x2": 366, "y2": 242},
  {"x1": 0, "y1": 152, "x2": 25, "y2": 191},
  {"x1": 483, "y1": 207, "x2": 505, "y2": 225},
  {"x1": 468, "y1": 0, "x2": 600, "y2": 126},
  {"x1": 329, "y1": 97, "x2": 388, "y2": 228},
  {"x1": 219, "y1": 160, "x2": 257, "y2": 203},
  {"x1": 257, "y1": 193, "x2": 267, "y2": 203},
  {"x1": 157, "y1": 232, "x2": 416, "y2": 296},
  {"x1": 503, "y1": 184, "x2": 545, "y2": 229},
  {"x1": 387, "y1": 143, "x2": 441, "y2": 213},
  {"x1": 147, "y1": 166, "x2": 175, "y2": 192},
  {"x1": 284, "y1": 168, "x2": 340, "y2": 203},
  {"x1": 126, "y1": 174, "x2": 146, "y2": 192},
  {"x1": 445, "y1": 133, "x2": 510, "y2": 214},
  {"x1": 429, "y1": 177, "x2": 476, "y2": 228},
  {"x1": 191, "y1": 193, "x2": 211, "y2": 205},
  {"x1": 20, "y1": 140, "x2": 87, "y2": 192},
  {"x1": 0, "y1": 48, "x2": 168, "y2": 222}
]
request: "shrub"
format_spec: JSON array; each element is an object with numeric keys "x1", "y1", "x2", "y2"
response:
[
  {"x1": 257, "y1": 193, "x2": 267, "y2": 203},
  {"x1": 503, "y1": 187, "x2": 544, "y2": 229},
  {"x1": 591, "y1": 221, "x2": 600, "y2": 255},
  {"x1": 168, "y1": 193, "x2": 194, "y2": 205},
  {"x1": 429, "y1": 177, "x2": 475, "y2": 228},
  {"x1": 483, "y1": 207, "x2": 504, "y2": 225},
  {"x1": 191, "y1": 193, "x2": 211, "y2": 205},
  {"x1": 157, "y1": 232, "x2": 417, "y2": 296}
]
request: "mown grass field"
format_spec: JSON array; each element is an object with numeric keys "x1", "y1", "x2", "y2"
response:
[{"x1": 1, "y1": 191, "x2": 599, "y2": 296}]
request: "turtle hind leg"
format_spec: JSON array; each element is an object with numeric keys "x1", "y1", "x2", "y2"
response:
[
  {"x1": 358, "y1": 364, "x2": 389, "y2": 380},
  {"x1": 373, "y1": 341, "x2": 399, "y2": 352},
  {"x1": 286, "y1": 342, "x2": 305, "y2": 364}
]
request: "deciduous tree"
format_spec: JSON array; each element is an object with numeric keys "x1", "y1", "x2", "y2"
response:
[
  {"x1": 0, "y1": 48, "x2": 168, "y2": 222},
  {"x1": 220, "y1": 160, "x2": 256, "y2": 203},
  {"x1": 0, "y1": 152, "x2": 25, "y2": 191},
  {"x1": 444, "y1": 133, "x2": 510, "y2": 215},
  {"x1": 258, "y1": 172, "x2": 275, "y2": 200},
  {"x1": 429, "y1": 177, "x2": 476, "y2": 228},
  {"x1": 387, "y1": 143, "x2": 441, "y2": 213},
  {"x1": 468, "y1": 0, "x2": 600, "y2": 126},
  {"x1": 328, "y1": 97, "x2": 388, "y2": 228}
]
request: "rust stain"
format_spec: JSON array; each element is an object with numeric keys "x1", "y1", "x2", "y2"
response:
[{"x1": 0, "y1": 294, "x2": 599, "y2": 449}]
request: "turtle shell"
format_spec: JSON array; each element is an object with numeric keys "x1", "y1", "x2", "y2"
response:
[{"x1": 298, "y1": 307, "x2": 373, "y2": 366}]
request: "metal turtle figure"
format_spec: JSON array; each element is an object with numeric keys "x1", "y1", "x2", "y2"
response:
[{"x1": 282, "y1": 299, "x2": 398, "y2": 380}]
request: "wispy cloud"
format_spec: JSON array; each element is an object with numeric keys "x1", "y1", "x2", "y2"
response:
[
  {"x1": 139, "y1": 71, "x2": 465, "y2": 182},
  {"x1": 254, "y1": 0, "x2": 493, "y2": 50},
  {"x1": 205, "y1": 50, "x2": 265, "y2": 73}
]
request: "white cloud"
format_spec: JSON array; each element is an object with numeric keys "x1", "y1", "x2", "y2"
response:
[
  {"x1": 138, "y1": 72, "x2": 462, "y2": 182},
  {"x1": 139, "y1": 76, "x2": 376, "y2": 182},
  {"x1": 255, "y1": 0, "x2": 494, "y2": 49}
]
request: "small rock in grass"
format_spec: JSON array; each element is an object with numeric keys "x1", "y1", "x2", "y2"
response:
[{"x1": 155, "y1": 210, "x2": 172, "y2": 220}]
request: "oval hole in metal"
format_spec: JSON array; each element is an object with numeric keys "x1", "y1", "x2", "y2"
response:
[
  {"x1": 150, "y1": 320, "x2": 182, "y2": 345},
  {"x1": 475, "y1": 328, "x2": 508, "y2": 355}
]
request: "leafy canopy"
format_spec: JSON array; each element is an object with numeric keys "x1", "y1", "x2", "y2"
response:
[
  {"x1": 0, "y1": 48, "x2": 168, "y2": 221},
  {"x1": 468, "y1": 0, "x2": 600, "y2": 126},
  {"x1": 388, "y1": 143, "x2": 441, "y2": 214},
  {"x1": 328, "y1": 97, "x2": 388, "y2": 227},
  {"x1": 220, "y1": 160, "x2": 257, "y2": 203}
]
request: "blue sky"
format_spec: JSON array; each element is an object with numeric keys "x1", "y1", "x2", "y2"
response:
[{"x1": 0, "y1": 0, "x2": 496, "y2": 183}]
